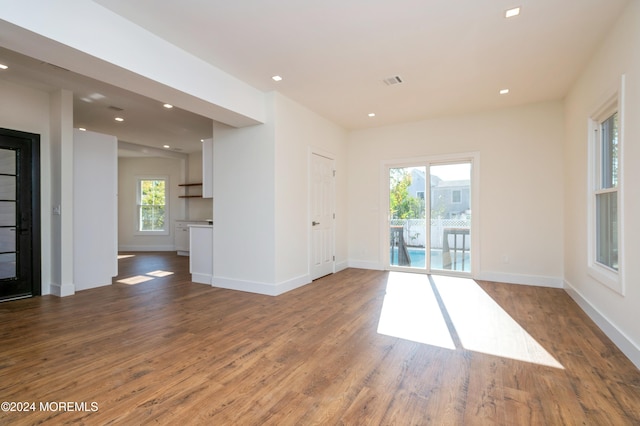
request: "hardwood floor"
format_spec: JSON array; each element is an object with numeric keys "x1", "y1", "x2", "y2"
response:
[{"x1": 1, "y1": 252, "x2": 639, "y2": 425}]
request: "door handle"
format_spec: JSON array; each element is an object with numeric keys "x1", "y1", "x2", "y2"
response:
[{"x1": 312, "y1": 221, "x2": 320, "y2": 226}]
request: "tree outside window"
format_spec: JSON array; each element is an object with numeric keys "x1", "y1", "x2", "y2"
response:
[
  {"x1": 389, "y1": 169, "x2": 425, "y2": 220},
  {"x1": 138, "y1": 178, "x2": 167, "y2": 232}
]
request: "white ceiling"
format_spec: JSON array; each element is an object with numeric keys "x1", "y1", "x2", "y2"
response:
[
  {"x1": 0, "y1": 47, "x2": 213, "y2": 155},
  {"x1": 0, "y1": 0, "x2": 630, "y2": 152},
  {"x1": 93, "y1": 0, "x2": 629, "y2": 129}
]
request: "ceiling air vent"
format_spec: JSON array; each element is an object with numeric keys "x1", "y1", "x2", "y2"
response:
[
  {"x1": 383, "y1": 75, "x2": 403, "y2": 86},
  {"x1": 108, "y1": 105, "x2": 124, "y2": 112}
]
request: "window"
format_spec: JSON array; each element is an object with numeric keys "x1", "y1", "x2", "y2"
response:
[
  {"x1": 137, "y1": 177, "x2": 168, "y2": 234},
  {"x1": 452, "y1": 190, "x2": 461, "y2": 203},
  {"x1": 595, "y1": 112, "x2": 618, "y2": 270},
  {"x1": 588, "y1": 77, "x2": 624, "y2": 294}
]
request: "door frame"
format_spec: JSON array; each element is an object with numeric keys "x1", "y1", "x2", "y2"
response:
[
  {"x1": 0, "y1": 128, "x2": 41, "y2": 299},
  {"x1": 381, "y1": 152, "x2": 480, "y2": 277},
  {"x1": 308, "y1": 148, "x2": 336, "y2": 280}
]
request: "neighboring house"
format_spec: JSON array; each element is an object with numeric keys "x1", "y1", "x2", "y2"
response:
[
  {"x1": 407, "y1": 169, "x2": 470, "y2": 219},
  {"x1": 431, "y1": 180, "x2": 471, "y2": 219},
  {"x1": 407, "y1": 168, "x2": 427, "y2": 203}
]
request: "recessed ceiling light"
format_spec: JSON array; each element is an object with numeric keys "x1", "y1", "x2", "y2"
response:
[
  {"x1": 368, "y1": 113, "x2": 376, "y2": 117},
  {"x1": 114, "y1": 117, "x2": 124, "y2": 122},
  {"x1": 272, "y1": 75, "x2": 283, "y2": 82},
  {"x1": 0, "y1": 64, "x2": 8, "y2": 70},
  {"x1": 500, "y1": 89, "x2": 510, "y2": 95},
  {"x1": 163, "y1": 103, "x2": 173, "y2": 109},
  {"x1": 163, "y1": 145, "x2": 171, "y2": 149},
  {"x1": 505, "y1": 7, "x2": 520, "y2": 18},
  {"x1": 78, "y1": 127, "x2": 87, "y2": 131}
]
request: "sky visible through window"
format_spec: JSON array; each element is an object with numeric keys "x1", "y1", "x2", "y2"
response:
[{"x1": 430, "y1": 163, "x2": 470, "y2": 181}]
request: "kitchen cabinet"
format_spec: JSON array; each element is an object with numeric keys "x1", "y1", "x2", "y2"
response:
[
  {"x1": 190, "y1": 224, "x2": 213, "y2": 284},
  {"x1": 175, "y1": 220, "x2": 209, "y2": 255},
  {"x1": 202, "y1": 138, "x2": 213, "y2": 198}
]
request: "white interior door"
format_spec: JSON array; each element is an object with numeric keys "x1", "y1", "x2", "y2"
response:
[{"x1": 310, "y1": 152, "x2": 334, "y2": 280}]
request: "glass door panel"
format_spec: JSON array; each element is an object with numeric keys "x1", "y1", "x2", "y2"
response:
[
  {"x1": 429, "y1": 163, "x2": 471, "y2": 273},
  {"x1": 0, "y1": 149, "x2": 17, "y2": 280},
  {"x1": 389, "y1": 166, "x2": 427, "y2": 269},
  {"x1": 0, "y1": 128, "x2": 40, "y2": 301}
]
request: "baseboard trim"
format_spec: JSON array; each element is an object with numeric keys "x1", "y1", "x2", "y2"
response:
[
  {"x1": 277, "y1": 274, "x2": 312, "y2": 294},
  {"x1": 475, "y1": 271, "x2": 563, "y2": 288},
  {"x1": 564, "y1": 280, "x2": 640, "y2": 369},
  {"x1": 347, "y1": 260, "x2": 384, "y2": 271},
  {"x1": 191, "y1": 273, "x2": 212, "y2": 285},
  {"x1": 335, "y1": 260, "x2": 349, "y2": 273},
  {"x1": 49, "y1": 282, "x2": 75, "y2": 297},
  {"x1": 344, "y1": 262, "x2": 564, "y2": 290},
  {"x1": 211, "y1": 274, "x2": 311, "y2": 296}
]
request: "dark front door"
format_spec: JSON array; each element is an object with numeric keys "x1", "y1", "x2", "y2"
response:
[{"x1": 0, "y1": 128, "x2": 40, "y2": 301}]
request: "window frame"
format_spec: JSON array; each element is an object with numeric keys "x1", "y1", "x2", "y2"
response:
[
  {"x1": 381, "y1": 152, "x2": 479, "y2": 276},
  {"x1": 587, "y1": 76, "x2": 625, "y2": 295},
  {"x1": 135, "y1": 176, "x2": 170, "y2": 236}
]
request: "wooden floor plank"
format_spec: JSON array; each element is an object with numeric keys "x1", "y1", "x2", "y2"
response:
[{"x1": 1, "y1": 252, "x2": 639, "y2": 424}]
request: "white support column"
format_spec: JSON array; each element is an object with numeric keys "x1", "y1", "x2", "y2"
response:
[{"x1": 49, "y1": 89, "x2": 75, "y2": 296}]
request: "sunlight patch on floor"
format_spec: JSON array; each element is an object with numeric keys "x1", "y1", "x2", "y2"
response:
[
  {"x1": 117, "y1": 254, "x2": 136, "y2": 259},
  {"x1": 431, "y1": 275, "x2": 564, "y2": 369},
  {"x1": 377, "y1": 272, "x2": 456, "y2": 350},
  {"x1": 117, "y1": 275, "x2": 154, "y2": 285},
  {"x1": 117, "y1": 270, "x2": 175, "y2": 285},
  {"x1": 146, "y1": 270, "x2": 174, "y2": 277},
  {"x1": 377, "y1": 272, "x2": 564, "y2": 369}
]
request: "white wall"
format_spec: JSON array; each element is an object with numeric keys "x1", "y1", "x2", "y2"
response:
[
  {"x1": 118, "y1": 156, "x2": 186, "y2": 251},
  {"x1": 273, "y1": 92, "x2": 349, "y2": 284},
  {"x1": 347, "y1": 101, "x2": 565, "y2": 287},
  {"x1": 49, "y1": 89, "x2": 74, "y2": 296},
  {"x1": 213, "y1": 116, "x2": 277, "y2": 291},
  {"x1": 563, "y1": 0, "x2": 640, "y2": 367},
  {"x1": 0, "y1": 79, "x2": 53, "y2": 295},
  {"x1": 73, "y1": 129, "x2": 117, "y2": 291},
  {"x1": 213, "y1": 92, "x2": 348, "y2": 295}
]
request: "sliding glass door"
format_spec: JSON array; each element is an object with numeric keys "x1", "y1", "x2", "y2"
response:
[
  {"x1": 429, "y1": 163, "x2": 471, "y2": 273},
  {"x1": 388, "y1": 159, "x2": 473, "y2": 274},
  {"x1": 389, "y1": 166, "x2": 427, "y2": 269}
]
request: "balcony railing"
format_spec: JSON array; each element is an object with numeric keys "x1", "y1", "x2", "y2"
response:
[{"x1": 390, "y1": 218, "x2": 470, "y2": 249}]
